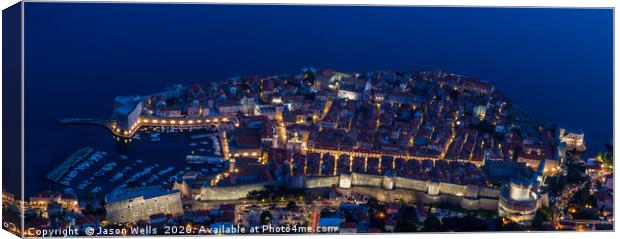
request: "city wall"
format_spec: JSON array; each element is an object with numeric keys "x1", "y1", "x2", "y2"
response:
[
  {"x1": 199, "y1": 181, "x2": 274, "y2": 201},
  {"x1": 305, "y1": 176, "x2": 340, "y2": 189},
  {"x1": 350, "y1": 173, "x2": 384, "y2": 187},
  {"x1": 198, "y1": 173, "x2": 500, "y2": 211},
  {"x1": 336, "y1": 186, "x2": 498, "y2": 211}
]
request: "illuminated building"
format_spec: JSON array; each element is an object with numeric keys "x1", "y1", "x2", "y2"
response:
[
  {"x1": 111, "y1": 96, "x2": 143, "y2": 132},
  {"x1": 29, "y1": 191, "x2": 80, "y2": 215},
  {"x1": 105, "y1": 186, "x2": 183, "y2": 224},
  {"x1": 558, "y1": 128, "x2": 586, "y2": 151},
  {"x1": 498, "y1": 180, "x2": 539, "y2": 224}
]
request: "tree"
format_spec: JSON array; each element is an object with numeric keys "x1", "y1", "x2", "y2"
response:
[
  {"x1": 496, "y1": 218, "x2": 522, "y2": 231},
  {"x1": 303, "y1": 70, "x2": 315, "y2": 81},
  {"x1": 247, "y1": 190, "x2": 262, "y2": 200},
  {"x1": 395, "y1": 217, "x2": 417, "y2": 232},
  {"x1": 421, "y1": 215, "x2": 443, "y2": 232},
  {"x1": 442, "y1": 215, "x2": 486, "y2": 232},
  {"x1": 286, "y1": 201, "x2": 297, "y2": 210},
  {"x1": 597, "y1": 152, "x2": 613, "y2": 168},
  {"x1": 82, "y1": 203, "x2": 95, "y2": 216},
  {"x1": 260, "y1": 210, "x2": 272, "y2": 226},
  {"x1": 566, "y1": 159, "x2": 586, "y2": 184},
  {"x1": 449, "y1": 89, "x2": 460, "y2": 101},
  {"x1": 367, "y1": 198, "x2": 381, "y2": 211},
  {"x1": 532, "y1": 207, "x2": 553, "y2": 231}
]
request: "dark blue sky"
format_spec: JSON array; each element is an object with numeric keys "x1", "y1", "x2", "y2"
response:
[{"x1": 22, "y1": 3, "x2": 612, "y2": 193}]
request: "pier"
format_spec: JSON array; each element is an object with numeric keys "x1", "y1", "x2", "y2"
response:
[
  {"x1": 46, "y1": 147, "x2": 94, "y2": 182},
  {"x1": 59, "y1": 115, "x2": 235, "y2": 138}
]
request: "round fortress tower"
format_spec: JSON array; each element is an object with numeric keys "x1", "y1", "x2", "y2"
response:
[
  {"x1": 509, "y1": 180, "x2": 533, "y2": 201},
  {"x1": 498, "y1": 179, "x2": 539, "y2": 224}
]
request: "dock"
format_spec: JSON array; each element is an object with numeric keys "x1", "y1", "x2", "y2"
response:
[
  {"x1": 58, "y1": 115, "x2": 235, "y2": 138},
  {"x1": 46, "y1": 147, "x2": 94, "y2": 182}
]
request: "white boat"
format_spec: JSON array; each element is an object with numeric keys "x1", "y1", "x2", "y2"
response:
[
  {"x1": 186, "y1": 155, "x2": 224, "y2": 164},
  {"x1": 150, "y1": 133, "x2": 161, "y2": 141},
  {"x1": 111, "y1": 172, "x2": 124, "y2": 182},
  {"x1": 103, "y1": 162, "x2": 117, "y2": 171},
  {"x1": 190, "y1": 134, "x2": 211, "y2": 140}
]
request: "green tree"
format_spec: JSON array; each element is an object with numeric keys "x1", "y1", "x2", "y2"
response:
[
  {"x1": 442, "y1": 215, "x2": 486, "y2": 232},
  {"x1": 421, "y1": 215, "x2": 443, "y2": 232},
  {"x1": 286, "y1": 201, "x2": 297, "y2": 210},
  {"x1": 596, "y1": 152, "x2": 613, "y2": 168},
  {"x1": 532, "y1": 207, "x2": 553, "y2": 231},
  {"x1": 260, "y1": 210, "x2": 272, "y2": 226},
  {"x1": 395, "y1": 218, "x2": 417, "y2": 232},
  {"x1": 496, "y1": 218, "x2": 523, "y2": 231}
]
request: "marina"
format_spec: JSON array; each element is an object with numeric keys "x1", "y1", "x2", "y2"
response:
[{"x1": 43, "y1": 126, "x2": 228, "y2": 199}]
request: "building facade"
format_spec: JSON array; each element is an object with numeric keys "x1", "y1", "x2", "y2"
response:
[{"x1": 105, "y1": 186, "x2": 183, "y2": 224}]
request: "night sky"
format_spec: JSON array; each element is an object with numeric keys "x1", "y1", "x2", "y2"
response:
[{"x1": 21, "y1": 3, "x2": 612, "y2": 195}]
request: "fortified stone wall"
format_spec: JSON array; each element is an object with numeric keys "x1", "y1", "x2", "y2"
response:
[
  {"x1": 346, "y1": 174, "x2": 500, "y2": 210},
  {"x1": 393, "y1": 177, "x2": 429, "y2": 191},
  {"x1": 305, "y1": 176, "x2": 340, "y2": 188},
  {"x1": 199, "y1": 182, "x2": 274, "y2": 201},
  {"x1": 479, "y1": 197, "x2": 500, "y2": 210},
  {"x1": 479, "y1": 186, "x2": 501, "y2": 198},
  {"x1": 337, "y1": 186, "x2": 499, "y2": 211},
  {"x1": 438, "y1": 182, "x2": 468, "y2": 197},
  {"x1": 350, "y1": 173, "x2": 383, "y2": 187},
  {"x1": 197, "y1": 173, "x2": 501, "y2": 211},
  {"x1": 464, "y1": 185, "x2": 479, "y2": 198}
]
